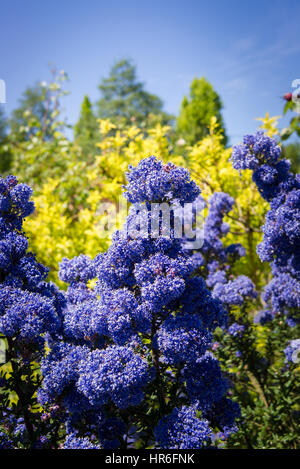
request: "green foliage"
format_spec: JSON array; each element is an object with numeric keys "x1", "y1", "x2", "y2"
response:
[
  {"x1": 97, "y1": 59, "x2": 174, "y2": 128},
  {"x1": 281, "y1": 142, "x2": 300, "y2": 174},
  {"x1": 0, "y1": 106, "x2": 7, "y2": 138},
  {"x1": 0, "y1": 106, "x2": 12, "y2": 174},
  {"x1": 281, "y1": 99, "x2": 300, "y2": 141},
  {"x1": 7, "y1": 70, "x2": 72, "y2": 189},
  {"x1": 0, "y1": 334, "x2": 64, "y2": 448},
  {"x1": 74, "y1": 95, "x2": 99, "y2": 160},
  {"x1": 280, "y1": 94, "x2": 300, "y2": 174},
  {"x1": 10, "y1": 84, "x2": 48, "y2": 139},
  {"x1": 176, "y1": 77, "x2": 227, "y2": 145},
  {"x1": 10, "y1": 69, "x2": 68, "y2": 142},
  {"x1": 215, "y1": 315, "x2": 300, "y2": 449}
]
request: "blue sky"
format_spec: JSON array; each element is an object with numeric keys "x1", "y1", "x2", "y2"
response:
[{"x1": 1, "y1": 0, "x2": 300, "y2": 144}]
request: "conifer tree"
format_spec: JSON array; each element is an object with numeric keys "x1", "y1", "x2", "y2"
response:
[
  {"x1": 176, "y1": 77, "x2": 227, "y2": 145},
  {"x1": 74, "y1": 95, "x2": 99, "y2": 160},
  {"x1": 97, "y1": 59, "x2": 173, "y2": 128}
]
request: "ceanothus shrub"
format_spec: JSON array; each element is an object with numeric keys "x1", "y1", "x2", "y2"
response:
[
  {"x1": 231, "y1": 131, "x2": 300, "y2": 332},
  {"x1": 218, "y1": 132, "x2": 300, "y2": 449},
  {"x1": 231, "y1": 131, "x2": 300, "y2": 327},
  {"x1": 38, "y1": 156, "x2": 240, "y2": 449},
  {"x1": 0, "y1": 176, "x2": 64, "y2": 449}
]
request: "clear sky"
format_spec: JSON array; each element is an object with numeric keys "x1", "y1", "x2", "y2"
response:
[{"x1": 1, "y1": 0, "x2": 300, "y2": 144}]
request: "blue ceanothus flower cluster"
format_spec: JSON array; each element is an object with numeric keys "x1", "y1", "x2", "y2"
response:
[
  {"x1": 231, "y1": 132, "x2": 300, "y2": 362},
  {"x1": 284, "y1": 339, "x2": 300, "y2": 364},
  {"x1": 0, "y1": 176, "x2": 63, "y2": 348},
  {"x1": 231, "y1": 132, "x2": 300, "y2": 328},
  {"x1": 201, "y1": 192, "x2": 256, "y2": 308},
  {"x1": 0, "y1": 176, "x2": 65, "y2": 448},
  {"x1": 189, "y1": 191, "x2": 256, "y2": 344},
  {"x1": 39, "y1": 156, "x2": 240, "y2": 449}
]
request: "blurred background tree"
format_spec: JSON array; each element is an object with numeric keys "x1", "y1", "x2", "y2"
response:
[
  {"x1": 281, "y1": 142, "x2": 300, "y2": 174},
  {"x1": 9, "y1": 70, "x2": 68, "y2": 142},
  {"x1": 0, "y1": 106, "x2": 11, "y2": 173},
  {"x1": 74, "y1": 95, "x2": 99, "y2": 161},
  {"x1": 97, "y1": 59, "x2": 174, "y2": 128},
  {"x1": 176, "y1": 77, "x2": 227, "y2": 146},
  {"x1": 0, "y1": 106, "x2": 7, "y2": 140},
  {"x1": 10, "y1": 83, "x2": 48, "y2": 139},
  {"x1": 280, "y1": 92, "x2": 300, "y2": 174},
  {"x1": 7, "y1": 70, "x2": 72, "y2": 188}
]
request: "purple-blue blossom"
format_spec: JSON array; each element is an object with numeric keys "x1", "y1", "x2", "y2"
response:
[
  {"x1": 228, "y1": 323, "x2": 246, "y2": 337},
  {"x1": 155, "y1": 313, "x2": 212, "y2": 365},
  {"x1": 230, "y1": 131, "x2": 281, "y2": 171},
  {"x1": 77, "y1": 346, "x2": 151, "y2": 409},
  {"x1": 39, "y1": 157, "x2": 238, "y2": 448},
  {"x1": 63, "y1": 433, "x2": 101, "y2": 449},
  {"x1": 284, "y1": 339, "x2": 300, "y2": 363},
  {"x1": 154, "y1": 405, "x2": 212, "y2": 449},
  {"x1": 124, "y1": 156, "x2": 200, "y2": 204},
  {"x1": 213, "y1": 275, "x2": 257, "y2": 306},
  {"x1": 232, "y1": 133, "x2": 300, "y2": 325}
]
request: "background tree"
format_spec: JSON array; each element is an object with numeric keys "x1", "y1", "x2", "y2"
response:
[
  {"x1": 0, "y1": 106, "x2": 11, "y2": 174},
  {"x1": 10, "y1": 69, "x2": 68, "y2": 142},
  {"x1": 74, "y1": 95, "x2": 99, "y2": 161},
  {"x1": 97, "y1": 59, "x2": 173, "y2": 128},
  {"x1": 10, "y1": 83, "x2": 48, "y2": 139},
  {"x1": 7, "y1": 71, "x2": 74, "y2": 190},
  {"x1": 176, "y1": 77, "x2": 227, "y2": 145},
  {"x1": 280, "y1": 93, "x2": 300, "y2": 174}
]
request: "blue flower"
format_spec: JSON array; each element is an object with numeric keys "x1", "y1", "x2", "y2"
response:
[
  {"x1": 155, "y1": 313, "x2": 212, "y2": 365},
  {"x1": 183, "y1": 353, "x2": 228, "y2": 410},
  {"x1": 0, "y1": 431, "x2": 13, "y2": 449},
  {"x1": 124, "y1": 156, "x2": 200, "y2": 204},
  {"x1": 232, "y1": 132, "x2": 300, "y2": 322},
  {"x1": 77, "y1": 346, "x2": 151, "y2": 409},
  {"x1": 213, "y1": 275, "x2": 257, "y2": 306},
  {"x1": 253, "y1": 309, "x2": 276, "y2": 325},
  {"x1": 230, "y1": 131, "x2": 281, "y2": 171},
  {"x1": 284, "y1": 339, "x2": 300, "y2": 363},
  {"x1": 59, "y1": 254, "x2": 96, "y2": 284},
  {"x1": 154, "y1": 405, "x2": 212, "y2": 449},
  {"x1": 228, "y1": 323, "x2": 246, "y2": 337},
  {"x1": 63, "y1": 433, "x2": 100, "y2": 449}
]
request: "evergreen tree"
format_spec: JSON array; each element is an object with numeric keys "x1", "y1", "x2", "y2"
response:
[
  {"x1": 74, "y1": 95, "x2": 99, "y2": 160},
  {"x1": 0, "y1": 106, "x2": 7, "y2": 138},
  {"x1": 97, "y1": 59, "x2": 173, "y2": 128},
  {"x1": 0, "y1": 106, "x2": 11, "y2": 174},
  {"x1": 176, "y1": 77, "x2": 227, "y2": 145}
]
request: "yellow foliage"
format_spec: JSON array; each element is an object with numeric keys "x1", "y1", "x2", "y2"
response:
[
  {"x1": 24, "y1": 117, "x2": 269, "y2": 289},
  {"x1": 188, "y1": 118, "x2": 269, "y2": 286},
  {"x1": 256, "y1": 112, "x2": 281, "y2": 137},
  {"x1": 25, "y1": 121, "x2": 184, "y2": 286},
  {"x1": 93, "y1": 121, "x2": 185, "y2": 202},
  {"x1": 24, "y1": 178, "x2": 110, "y2": 287}
]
